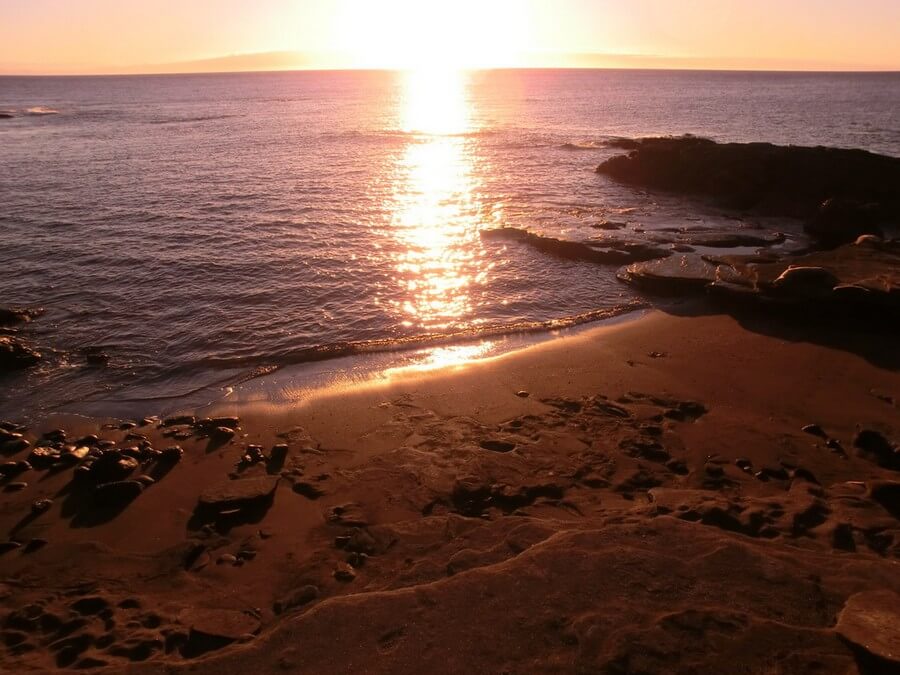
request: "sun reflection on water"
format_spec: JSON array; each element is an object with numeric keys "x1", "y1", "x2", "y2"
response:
[{"x1": 389, "y1": 69, "x2": 489, "y2": 333}]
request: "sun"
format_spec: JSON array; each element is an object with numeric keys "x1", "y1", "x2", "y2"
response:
[{"x1": 335, "y1": 0, "x2": 528, "y2": 70}]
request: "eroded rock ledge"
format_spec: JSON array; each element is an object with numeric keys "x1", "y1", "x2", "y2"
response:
[
  {"x1": 597, "y1": 137, "x2": 900, "y2": 247},
  {"x1": 619, "y1": 237, "x2": 900, "y2": 317}
]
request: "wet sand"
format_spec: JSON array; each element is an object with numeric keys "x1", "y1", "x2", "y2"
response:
[{"x1": 1, "y1": 308, "x2": 899, "y2": 673}]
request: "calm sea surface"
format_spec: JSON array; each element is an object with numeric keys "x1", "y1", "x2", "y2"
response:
[{"x1": 2, "y1": 69, "x2": 899, "y2": 418}]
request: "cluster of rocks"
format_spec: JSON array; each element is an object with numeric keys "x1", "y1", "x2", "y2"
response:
[
  {"x1": 163, "y1": 414, "x2": 239, "y2": 439},
  {"x1": 597, "y1": 136, "x2": 900, "y2": 247},
  {"x1": 618, "y1": 236, "x2": 900, "y2": 318}
]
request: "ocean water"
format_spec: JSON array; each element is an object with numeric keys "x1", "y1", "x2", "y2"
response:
[{"x1": 2, "y1": 69, "x2": 899, "y2": 419}]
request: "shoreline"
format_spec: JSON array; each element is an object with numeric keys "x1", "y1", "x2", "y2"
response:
[
  {"x1": 3, "y1": 303, "x2": 650, "y2": 425},
  {"x1": 2, "y1": 307, "x2": 898, "y2": 672}
]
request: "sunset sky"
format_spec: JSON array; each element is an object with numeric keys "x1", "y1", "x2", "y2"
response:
[{"x1": 2, "y1": 0, "x2": 899, "y2": 74}]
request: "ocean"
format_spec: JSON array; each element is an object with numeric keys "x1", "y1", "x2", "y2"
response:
[{"x1": 2, "y1": 69, "x2": 899, "y2": 419}]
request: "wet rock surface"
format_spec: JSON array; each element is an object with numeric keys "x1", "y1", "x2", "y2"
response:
[
  {"x1": 619, "y1": 238, "x2": 900, "y2": 319},
  {"x1": 0, "y1": 336, "x2": 42, "y2": 372},
  {"x1": 597, "y1": 136, "x2": 900, "y2": 246}
]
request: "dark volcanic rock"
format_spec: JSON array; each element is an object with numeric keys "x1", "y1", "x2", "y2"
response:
[
  {"x1": 596, "y1": 137, "x2": 900, "y2": 246},
  {"x1": 0, "y1": 336, "x2": 42, "y2": 372}
]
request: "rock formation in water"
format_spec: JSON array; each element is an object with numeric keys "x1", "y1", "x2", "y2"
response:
[
  {"x1": 597, "y1": 137, "x2": 900, "y2": 247},
  {"x1": 618, "y1": 236, "x2": 900, "y2": 319}
]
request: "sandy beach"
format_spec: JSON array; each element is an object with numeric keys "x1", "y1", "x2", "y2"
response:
[{"x1": 2, "y1": 306, "x2": 898, "y2": 673}]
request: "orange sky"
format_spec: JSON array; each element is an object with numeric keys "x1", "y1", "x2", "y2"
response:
[{"x1": 2, "y1": 0, "x2": 899, "y2": 74}]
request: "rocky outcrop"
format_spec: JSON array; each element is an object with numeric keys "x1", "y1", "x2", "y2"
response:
[
  {"x1": 619, "y1": 237, "x2": 900, "y2": 318},
  {"x1": 597, "y1": 137, "x2": 900, "y2": 247},
  {"x1": 480, "y1": 227, "x2": 670, "y2": 264}
]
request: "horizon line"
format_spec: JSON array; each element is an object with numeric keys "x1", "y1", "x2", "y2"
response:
[
  {"x1": 3, "y1": 49, "x2": 899, "y2": 78},
  {"x1": 3, "y1": 64, "x2": 900, "y2": 78}
]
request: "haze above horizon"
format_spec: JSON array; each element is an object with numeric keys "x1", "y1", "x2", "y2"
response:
[{"x1": 3, "y1": 0, "x2": 900, "y2": 75}]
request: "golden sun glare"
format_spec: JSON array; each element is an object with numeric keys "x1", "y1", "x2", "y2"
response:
[{"x1": 337, "y1": 0, "x2": 527, "y2": 70}]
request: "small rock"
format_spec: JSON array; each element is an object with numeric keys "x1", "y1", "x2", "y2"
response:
[
  {"x1": 0, "y1": 541, "x2": 23, "y2": 554},
  {"x1": 854, "y1": 429, "x2": 899, "y2": 470},
  {"x1": 164, "y1": 415, "x2": 196, "y2": 427},
  {"x1": 826, "y1": 438, "x2": 845, "y2": 454},
  {"x1": 734, "y1": 458, "x2": 753, "y2": 473},
  {"x1": 71, "y1": 596, "x2": 110, "y2": 615},
  {"x1": 89, "y1": 452, "x2": 139, "y2": 482},
  {"x1": 346, "y1": 552, "x2": 368, "y2": 568},
  {"x1": 1, "y1": 437, "x2": 30, "y2": 454},
  {"x1": 292, "y1": 482, "x2": 325, "y2": 499},
  {"x1": 273, "y1": 585, "x2": 319, "y2": 614},
  {"x1": 516, "y1": 390, "x2": 530, "y2": 398},
  {"x1": 212, "y1": 426, "x2": 235, "y2": 441},
  {"x1": 23, "y1": 538, "x2": 48, "y2": 553},
  {"x1": 93, "y1": 480, "x2": 144, "y2": 508},
  {"x1": 479, "y1": 439, "x2": 517, "y2": 453},
  {"x1": 802, "y1": 424, "x2": 827, "y2": 439},
  {"x1": 31, "y1": 499, "x2": 53, "y2": 515},
  {"x1": 333, "y1": 563, "x2": 356, "y2": 582},
  {"x1": 177, "y1": 608, "x2": 260, "y2": 641},
  {"x1": 160, "y1": 445, "x2": 184, "y2": 463},
  {"x1": 216, "y1": 554, "x2": 238, "y2": 566},
  {"x1": 197, "y1": 476, "x2": 279, "y2": 513},
  {"x1": 0, "y1": 461, "x2": 27, "y2": 477}
]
